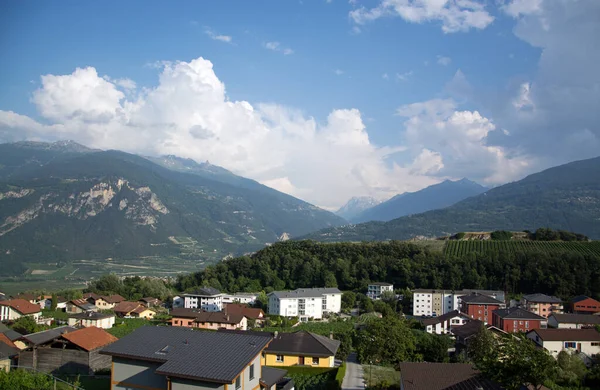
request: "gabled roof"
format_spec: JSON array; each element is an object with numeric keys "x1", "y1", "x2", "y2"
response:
[
  {"x1": 529, "y1": 328, "x2": 600, "y2": 342},
  {"x1": 260, "y1": 367, "x2": 288, "y2": 387},
  {"x1": 450, "y1": 320, "x2": 486, "y2": 339},
  {"x1": 224, "y1": 303, "x2": 265, "y2": 320},
  {"x1": 20, "y1": 326, "x2": 76, "y2": 346},
  {"x1": 69, "y1": 299, "x2": 96, "y2": 311},
  {"x1": 265, "y1": 331, "x2": 340, "y2": 357},
  {"x1": 0, "y1": 323, "x2": 23, "y2": 341},
  {"x1": 422, "y1": 310, "x2": 470, "y2": 326},
  {"x1": 0, "y1": 333, "x2": 17, "y2": 349},
  {"x1": 139, "y1": 297, "x2": 162, "y2": 304},
  {"x1": 14, "y1": 293, "x2": 37, "y2": 301},
  {"x1": 522, "y1": 293, "x2": 562, "y2": 304},
  {"x1": 493, "y1": 307, "x2": 545, "y2": 320},
  {"x1": 0, "y1": 299, "x2": 41, "y2": 315},
  {"x1": 62, "y1": 326, "x2": 117, "y2": 351},
  {"x1": 459, "y1": 293, "x2": 504, "y2": 305},
  {"x1": 83, "y1": 292, "x2": 101, "y2": 301},
  {"x1": 184, "y1": 287, "x2": 222, "y2": 297},
  {"x1": 571, "y1": 295, "x2": 600, "y2": 304},
  {"x1": 100, "y1": 294, "x2": 126, "y2": 304},
  {"x1": 269, "y1": 287, "x2": 341, "y2": 299},
  {"x1": 101, "y1": 326, "x2": 271, "y2": 383},
  {"x1": 549, "y1": 313, "x2": 600, "y2": 325},
  {"x1": 0, "y1": 334, "x2": 18, "y2": 359},
  {"x1": 69, "y1": 311, "x2": 115, "y2": 320},
  {"x1": 399, "y1": 363, "x2": 503, "y2": 390},
  {"x1": 170, "y1": 308, "x2": 244, "y2": 325},
  {"x1": 113, "y1": 301, "x2": 152, "y2": 315}
]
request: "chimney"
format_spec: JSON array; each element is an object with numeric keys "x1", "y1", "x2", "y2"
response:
[
  {"x1": 274, "y1": 331, "x2": 279, "y2": 339},
  {"x1": 330, "y1": 331, "x2": 334, "y2": 340},
  {"x1": 226, "y1": 315, "x2": 230, "y2": 321}
]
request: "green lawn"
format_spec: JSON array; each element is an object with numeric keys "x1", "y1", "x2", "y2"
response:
[{"x1": 362, "y1": 365, "x2": 400, "y2": 388}]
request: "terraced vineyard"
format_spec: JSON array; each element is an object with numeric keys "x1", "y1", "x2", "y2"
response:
[{"x1": 444, "y1": 240, "x2": 600, "y2": 257}]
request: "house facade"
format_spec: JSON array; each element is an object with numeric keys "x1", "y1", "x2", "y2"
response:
[
  {"x1": 548, "y1": 313, "x2": 600, "y2": 329},
  {"x1": 182, "y1": 287, "x2": 224, "y2": 312},
  {"x1": 68, "y1": 312, "x2": 116, "y2": 329},
  {"x1": 491, "y1": 307, "x2": 547, "y2": 332},
  {"x1": 262, "y1": 331, "x2": 340, "y2": 368},
  {"x1": 0, "y1": 299, "x2": 42, "y2": 322},
  {"x1": 367, "y1": 283, "x2": 393, "y2": 300},
  {"x1": 66, "y1": 299, "x2": 97, "y2": 314},
  {"x1": 459, "y1": 293, "x2": 504, "y2": 325},
  {"x1": 413, "y1": 289, "x2": 505, "y2": 317},
  {"x1": 422, "y1": 310, "x2": 470, "y2": 335},
  {"x1": 527, "y1": 328, "x2": 600, "y2": 359},
  {"x1": 224, "y1": 304, "x2": 266, "y2": 326},
  {"x1": 570, "y1": 296, "x2": 600, "y2": 314},
  {"x1": 100, "y1": 326, "x2": 288, "y2": 390},
  {"x1": 113, "y1": 301, "x2": 156, "y2": 319},
  {"x1": 222, "y1": 293, "x2": 258, "y2": 305},
  {"x1": 94, "y1": 295, "x2": 126, "y2": 310},
  {"x1": 268, "y1": 288, "x2": 342, "y2": 320},
  {"x1": 170, "y1": 308, "x2": 247, "y2": 331},
  {"x1": 521, "y1": 293, "x2": 563, "y2": 318}
]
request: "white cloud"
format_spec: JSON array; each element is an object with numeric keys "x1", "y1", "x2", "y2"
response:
[
  {"x1": 396, "y1": 71, "x2": 413, "y2": 81},
  {"x1": 264, "y1": 42, "x2": 294, "y2": 55},
  {"x1": 437, "y1": 55, "x2": 451, "y2": 66},
  {"x1": 204, "y1": 28, "x2": 233, "y2": 43},
  {"x1": 397, "y1": 98, "x2": 531, "y2": 184},
  {"x1": 503, "y1": 0, "x2": 544, "y2": 17},
  {"x1": 382, "y1": 73, "x2": 389, "y2": 79},
  {"x1": 0, "y1": 57, "x2": 452, "y2": 209},
  {"x1": 334, "y1": 69, "x2": 345, "y2": 76},
  {"x1": 349, "y1": 0, "x2": 494, "y2": 33}
]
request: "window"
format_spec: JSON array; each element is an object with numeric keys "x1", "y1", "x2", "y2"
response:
[
  {"x1": 276, "y1": 355, "x2": 284, "y2": 362},
  {"x1": 565, "y1": 342, "x2": 576, "y2": 349},
  {"x1": 236, "y1": 376, "x2": 241, "y2": 390},
  {"x1": 513, "y1": 321, "x2": 518, "y2": 327},
  {"x1": 312, "y1": 357, "x2": 319, "y2": 365},
  {"x1": 174, "y1": 320, "x2": 179, "y2": 325},
  {"x1": 249, "y1": 364, "x2": 255, "y2": 380},
  {"x1": 525, "y1": 321, "x2": 529, "y2": 328},
  {"x1": 592, "y1": 342, "x2": 599, "y2": 346}
]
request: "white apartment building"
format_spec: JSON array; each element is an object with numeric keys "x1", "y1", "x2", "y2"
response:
[
  {"x1": 268, "y1": 287, "x2": 342, "y2": 320},
  {"x1": 182, "y1": 287, "x2": 223, "y2": 312},
  {"x1": 367, "y1": 282, "x2": 394, "y2": 300},
  {"x1": 413, "y1": 289, "x2": 505, "y2": 317},
  {"x1": 222, "y1": 293, "x2": 258, "y2": 305},
  {"x1": 527, "y1": 328, "x2": 600, "y2": 359}
]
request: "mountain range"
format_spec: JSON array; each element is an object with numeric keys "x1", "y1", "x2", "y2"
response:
[
  {"x1": 302, "y1": 156, "x2": 600, "y2": 241},
  {"x1": 0, "y1": 141, "x2": 345, "y2": 275},
  {"x1": 335, "y1": 196, "x2": 381, "y2": 221},
  {"x1": 347, "y1": 178, "x2": 486, "y2": 223}
]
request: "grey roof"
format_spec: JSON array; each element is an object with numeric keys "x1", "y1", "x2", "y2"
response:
[
  {"x1": 184, "y1": 287, "x2": 222, "y2": 297},
  {"x1": 493, "y1": 307, "x2": 546, "y2": 320},
  {"x1": 550, "y1": 313, "x2": 600, "y2": 325},
  {"x1": 399, "y1": 363, "x2": 503, "y2": 390},
  {"x1": 266, "y1": 331, "x2": 340, "y2": 357},
  {"x1": 523, "y1": 293, "x2": 562, "y2": 304},
  {"x1": 369, "y1": 282, "x2": 393, "y2": 286},
  {"x1": 0, "y1": 343, "x2": 18, "y2": 359},
  {"x1": 269, "y1": 287, "x2": 342, "y2": 299},
  {"x1": 101, "y1": 326, "x2": 271, "y2": 383},
  {"x1": 261, "y1": 367, "x2": 288, "y2": 387},
  {"x1": 0, "y1": 323, "x2": 22, "y2": 341},
  {"x1": 459, "y1": 293, "x2": 504, "y2": 305},
  {"x1": 20, "y1": 326, "x2": 76, "y2": 346},
  {"x1": 69, "y1": 312, "x2": 115, "y2": 320},
  {"x1": 421, "y1": 310, "x2": 470, "y2": 326}
]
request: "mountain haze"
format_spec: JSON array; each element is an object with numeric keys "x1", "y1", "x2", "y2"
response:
[
  {"x1": 302, "y1": 156, "x2": 600, "y2": 241},
  {"x1": 351, "y1": 178, "x2": 486, "y2": 223},
  {"x1": 0, "y1": 141, "x2": 345, "y2": 275}
]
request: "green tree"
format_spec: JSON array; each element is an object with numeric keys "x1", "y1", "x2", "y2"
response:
[
  {"x1": 11, "y1": 316, "x2": 39, "y2": 335},
  {"x1": 0, "y1": 369, "x2": 54, "y2": 390},
  {"x1": 50, "y1": 294, "x2": 57, "y2": 311},
  {"x1": 355, "y1": 316, "x2": 416, "y2": 365},
  {"x1": 413, "y1": 331, "x2": 452, "y2": 362},
  {"x1": 341, "y1": 291, "x2": 356, "y2": 311},
  {"x1": 555, "y1": 351, "x2": 587, "y2": 387},
  {"x1": 467, "y1": 325, "x2": 497, "y2": 372}
]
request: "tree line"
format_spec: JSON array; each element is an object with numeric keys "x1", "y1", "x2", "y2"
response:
[{"x1": 176, "y1": 240, "x2": 600, "y2": 300}]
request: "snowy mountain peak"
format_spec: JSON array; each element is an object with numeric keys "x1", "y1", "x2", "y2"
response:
[{"x1": 336, "y1": 196, "x2": 381, "y2": 221}]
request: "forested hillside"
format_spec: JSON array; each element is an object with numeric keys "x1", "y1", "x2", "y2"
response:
[{"x1": 176, "y1": 240, "x2": 600, "y2": 300}]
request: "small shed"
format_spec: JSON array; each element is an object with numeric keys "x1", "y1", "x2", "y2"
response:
[{"x1": 18, "y1": 326, "x2": 117, "y2": 374}]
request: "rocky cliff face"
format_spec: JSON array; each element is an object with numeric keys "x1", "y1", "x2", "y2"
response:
[{"x1": 0, "y1": 179, "x2": 168, "y2": 236}]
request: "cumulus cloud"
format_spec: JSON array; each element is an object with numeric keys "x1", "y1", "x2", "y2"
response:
[
  {"x1": 204, "y1": 28, "x2": 233, "y2": 43},
  {"x1": 349, "y1": 0, "x2": 494, "y2": 33},
  {"x1": 437, "y1": 55, "x2": 451, "y2": 66},
  {"x1": 0, "y1": 57, "x2": 452, "y2": 209},
  {"x1": 396, "y1": 71, "x2": 413, "y2": 81}
]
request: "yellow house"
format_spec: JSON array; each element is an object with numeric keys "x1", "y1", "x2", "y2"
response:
[{"x1": 262, "y1": 330, "x2": 340, "y2": 368}]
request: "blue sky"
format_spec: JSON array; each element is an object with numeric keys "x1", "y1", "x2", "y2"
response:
[{"x1": 0, "y1": 0, "x2": 598, "y2": 209}]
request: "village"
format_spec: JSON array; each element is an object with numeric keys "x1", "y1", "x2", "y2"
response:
[{"x1": 0, "y1": 282, "x2": 599, "y2": 389}]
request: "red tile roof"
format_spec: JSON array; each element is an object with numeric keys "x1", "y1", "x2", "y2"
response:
[
  {"x1": 114, "y1": 301, "x2": 154, "y2": 315},
  {"x1": 101, "y1": 294, "x2": 126, "y2": 304},
  {"x1": 224, "y1": 304, "x2": 265, "y2": 320},
  {"x1": 61, "y1": 326, "x2": 117, "y2": 351},
  {"x1": 0, "y1": 333, "x2": 17, "y2": 349},
  {"x1": 0, "y1": 299, "x2": 41, "y2": 315}
]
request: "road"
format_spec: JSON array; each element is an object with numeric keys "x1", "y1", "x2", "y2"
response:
[{"x1": 342, "y1": 353, "x2": 364, "y2": 390}]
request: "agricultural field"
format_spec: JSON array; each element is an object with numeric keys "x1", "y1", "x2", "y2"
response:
[{"x1": 444, "y1": 240, "x2": 600, "y2": 257}]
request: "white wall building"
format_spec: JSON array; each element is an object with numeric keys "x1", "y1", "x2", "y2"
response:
[
  {"x1": 367, "y1": 283, "x2": 394, "y2": 300},
  {"x1": 68, "y1": 312, "x2": 116, "y2": 329},
  {"x1": 222, "y1": 293, "x2": 258, "y2": 305},
  {"x1": 0, "y1": 299, "x2": 42, "y2": 322},
  {"x1": 422, "y1": 310, "x2": 471, "y2": 335},
  {"x1": 182, "y1": 287, "x2": 223, "y2": 312},
  {"x1": 413, "y1": 289, "x2": 505, "y2": 317},
  {"x1": 548, "y1": 313, "x2": 600, "y2": 329},
  {"x1": 527, "y1": 328, "x2": 600, "y2": 360},
  {"x1": 268, "y1": 288, "x2": 342, "y2": 320}
]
